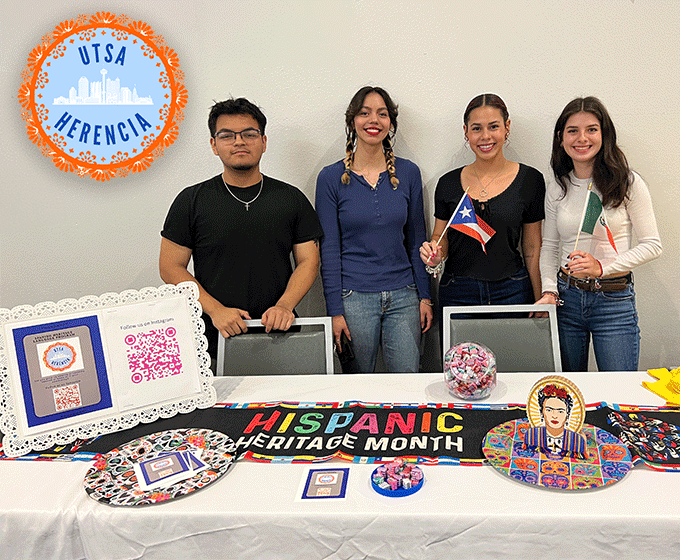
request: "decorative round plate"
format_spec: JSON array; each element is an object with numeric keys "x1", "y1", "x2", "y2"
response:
[
  {"x1": 483, "y1": 419, "x2": 632, "y2": 490},
  {"x1": 84, "y1": 428, "x2": 236, "y2": 506}
]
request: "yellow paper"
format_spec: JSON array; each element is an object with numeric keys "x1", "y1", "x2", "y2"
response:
[{"x1": 642, "y1": 368, "x2": 680, "y2": 405}]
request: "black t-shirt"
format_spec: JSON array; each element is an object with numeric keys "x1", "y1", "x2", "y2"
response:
[
  {"x1": 434, "y1": 164, "x2": 545, "y2": 280},
  {"x1": 162, "y1": 174, "x2": 323, "y2": 355}
]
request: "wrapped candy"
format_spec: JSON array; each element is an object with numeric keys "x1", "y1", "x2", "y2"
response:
[
  {"x1": 371, "y1": 459, "x2": 424, "y2": 497},
  {"x1": 444, "y1": 342, "x2": 496, "y2": 400}
]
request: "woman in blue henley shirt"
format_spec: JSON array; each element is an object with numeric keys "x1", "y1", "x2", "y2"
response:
[{"x1": 315, "y1": 86, "x2": 432, "y2": 373}]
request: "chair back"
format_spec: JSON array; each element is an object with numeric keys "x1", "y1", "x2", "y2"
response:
[
  {"x1": 442, "y1": 304, "x2": 561, "y2": 372},
  {"x1": 216, "y1": 317, "x2": 334, "y2": 375}
]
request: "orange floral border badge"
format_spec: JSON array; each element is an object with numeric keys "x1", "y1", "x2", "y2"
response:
[
  {"x1": 43, "y1": 341, "x2": 77, "y2": 372},
  {"x1": 18, "y1": 12, "x2": 187, "y2": 181}
]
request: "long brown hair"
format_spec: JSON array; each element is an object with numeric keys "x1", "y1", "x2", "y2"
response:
[
  {"x1": 551, "y1": 97, "x2": 631, "y2": 208},
  {"x1": 341, "y1": 86, "x2": 399, "y2": 188}
]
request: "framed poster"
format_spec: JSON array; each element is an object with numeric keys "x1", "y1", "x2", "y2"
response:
[{"x1": 0, "y1": 282, "x2": 215, "y2": 457}]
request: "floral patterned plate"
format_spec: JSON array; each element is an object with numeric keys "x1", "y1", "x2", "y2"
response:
[{"x1": 84, "y1": 428, "x2": 236, "y2": 506}]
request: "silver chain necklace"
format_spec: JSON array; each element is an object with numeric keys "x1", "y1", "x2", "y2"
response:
[
  {"x1": 222, "y1": 176, "x2": 263, "y2": 211},
  {"x1": 471, "y1": 161, "x2": 506, "y2": 199}
]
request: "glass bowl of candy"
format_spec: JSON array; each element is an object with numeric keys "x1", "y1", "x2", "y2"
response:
[{"x1": 444, "y1": 341, "x2": 496, "y2": 400}]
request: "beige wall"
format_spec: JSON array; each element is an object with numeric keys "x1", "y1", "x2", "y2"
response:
[{"x1": 1, "y1": 0, "x2": 678, "y2": 370}]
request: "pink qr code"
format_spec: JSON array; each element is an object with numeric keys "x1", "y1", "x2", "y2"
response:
[
  {"x1": 54, "y1": 383, "x2": 82, "y2": 411},
  {"x1": 125, "y1": 327, "x2": 183, "y2": 384}
]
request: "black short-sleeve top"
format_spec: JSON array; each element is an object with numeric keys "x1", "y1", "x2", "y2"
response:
[
  {"x1": 161, "y1": 174, "x2": 323, "y2": 355},
  {"x1": 433, "y1": 164, "x2": 545, "y2": 280}
]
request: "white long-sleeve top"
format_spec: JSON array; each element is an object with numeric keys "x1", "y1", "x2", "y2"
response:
[{"x1": 540, "y1": 171, "x2": 662, "y2": 293}]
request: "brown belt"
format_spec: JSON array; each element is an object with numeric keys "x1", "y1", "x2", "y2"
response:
[{"x1": 558, "y1": 269, "x2": 631, "y2": 292}]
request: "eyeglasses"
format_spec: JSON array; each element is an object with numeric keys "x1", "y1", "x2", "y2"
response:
[{"x1": 214, "y1": 128, "x2": 262, "y2": 143}]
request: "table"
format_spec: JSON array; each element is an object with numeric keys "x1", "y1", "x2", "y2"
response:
[{"x1": 1, "y1": 372, "x2": 678, "y2": 560}]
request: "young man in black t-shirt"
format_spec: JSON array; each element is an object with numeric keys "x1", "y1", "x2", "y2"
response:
[{"x1": 160, "y1": 98, "x2": 323, "y2": 358}]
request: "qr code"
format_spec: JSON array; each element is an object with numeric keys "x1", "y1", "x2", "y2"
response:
[
  {"x1": 125, "y1": 327, "x2": 183, "y2": 384},
  {"x1": 54, "y1": 383, "x2": 82, "y2": 411}
]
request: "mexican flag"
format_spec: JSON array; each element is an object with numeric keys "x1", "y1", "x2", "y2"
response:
[{"x1": 579, "y1": 189, "x2": 618, "y2": 253}]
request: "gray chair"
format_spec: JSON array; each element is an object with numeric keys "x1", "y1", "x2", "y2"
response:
[
  {"x1": 216, "y1": 317, "x2": 334, "y2": 375},
  {"x1": 442, "y1": 304, "x2": 561, "y2": 372}
]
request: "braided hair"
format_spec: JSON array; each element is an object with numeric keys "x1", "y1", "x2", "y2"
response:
[
  {"x1": 341, "y1": 86, "x2": 399, "y2": 189},
  {"x1": 341, "y1": 134, "x2": 355, "y2": 185}
]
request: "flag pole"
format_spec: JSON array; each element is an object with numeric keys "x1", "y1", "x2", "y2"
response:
[{"x1": 572, "y1": 181, "x2": 593, "y2": 254}]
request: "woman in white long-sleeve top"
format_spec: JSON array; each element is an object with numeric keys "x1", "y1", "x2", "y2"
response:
[{"x1": 536, "y1": 97, "x2": 662, "y2": 371}]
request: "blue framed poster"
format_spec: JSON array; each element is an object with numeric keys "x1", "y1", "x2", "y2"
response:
[{"x1": 12, "y1": 315, "x2": 112, "y2": 427}]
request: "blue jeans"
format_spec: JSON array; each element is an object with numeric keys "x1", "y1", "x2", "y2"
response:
[
  {"x1": 556, "y1": 275, "x2": 640, "y2": 371},
  {"x1": 341, "y1": 285, "x2": 421, "y2": 373},
  {"x1": 438, "y1": 268, "x2": 534, "y2": 311}
]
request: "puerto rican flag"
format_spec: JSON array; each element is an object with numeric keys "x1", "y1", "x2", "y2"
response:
[{"x1": 447, "y1": 193, "x2": 496, "y2": 253}]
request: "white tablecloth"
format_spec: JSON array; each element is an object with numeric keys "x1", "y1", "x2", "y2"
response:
[{"x1": 1, "y1": 371, "x2": 678, "y2": 560}]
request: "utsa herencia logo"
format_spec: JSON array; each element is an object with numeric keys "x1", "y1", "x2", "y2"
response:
[{"x1": 18, "y1": 12, "x2": 187, "y2": 181}]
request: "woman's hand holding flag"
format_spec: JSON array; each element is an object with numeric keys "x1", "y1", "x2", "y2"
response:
[
  {"x1": 420, "y1": 240, "x2": 442, "y2": 265},
  {"x1": 565, "y1": 250, "x2": 603, "y2": 278}
]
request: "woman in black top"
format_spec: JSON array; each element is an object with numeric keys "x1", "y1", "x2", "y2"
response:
[{"x1": 420, "y1": 93, "x2": 545, "y2": 312}]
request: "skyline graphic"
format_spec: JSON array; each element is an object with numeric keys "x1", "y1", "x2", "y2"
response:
[{"x1": 53, "y1": 69, "x2": 153, "y2": 106}]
